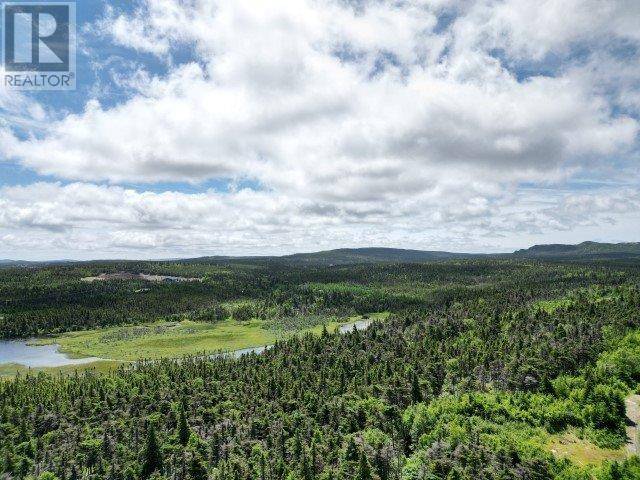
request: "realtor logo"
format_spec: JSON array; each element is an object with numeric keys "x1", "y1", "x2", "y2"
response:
[{"x1": 2, "y1": 1, "x2": 76, "y2": 90}]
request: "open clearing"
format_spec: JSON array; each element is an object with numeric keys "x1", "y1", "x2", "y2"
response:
[
  {"x1": 548, "y1": 431, "x2": 626, "y2": 466},
  {"x1": 0, "y1": 360, "x2": 124, "y2": 379},
  {"x1": 546, "y1": 393, "x2": 640, "y2": 466}
]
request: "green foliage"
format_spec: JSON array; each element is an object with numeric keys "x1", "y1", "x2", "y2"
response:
[
  {"x1": 141, "y1": 422, "x2": 162, "y2": 478},
  {"x1": 188, "y1": 453, "x2": 208, "y2": 480},
  {"x1": 178, "y1": 404, "x2": 191, "y2": 447},
  {"x1": 356, "y1": 451, "x2": 372, "y2": 480},
  {"x1": 231, "y1": 302, "x2": 256, "y2": 322},
  {"x1": 0, "y1": 259, "x2": 640, "y2": 479},
  {"x1": 38, "y1": 473, "x2": 60, "y2": 480}
]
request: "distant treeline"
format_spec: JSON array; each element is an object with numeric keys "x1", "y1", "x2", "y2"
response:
[{"x1": 0, "y1": 259, "x2": 635, "y2": 338}]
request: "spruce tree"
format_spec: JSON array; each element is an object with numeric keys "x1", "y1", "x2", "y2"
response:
[
  {"x1": 141, "y1": 423, "x2": 163, "y2": 478},
  {"x1": 18, "y1": 456, "x2": 32, "y2": 479},
  {"x1": 178, "y1": 404, "x2": 190, "y2": 446},
  {"x1": 293, "y1": 434, "x2": 303, "y2": 462},
  {"x1": 188, "y1": 453, "x2": 208, "y2": 480},
  {"x1": 209, "y1": 431, "x2": 220, "y2": 467},
  {"x1": 2, "y1": 448, "x2": 14, "y2": 475},
  {"x1": 356, "y1": 451, "x2": 372, "y2": 480},
  {"x1": 344, "y1": 437, "x2": 358, "y2": 462},
  {"x1": 258, "y1": 451, "x2": 266, "y2": 480},
  {"x1": 300, "y1": 451, "x2": 313, "y2": 480},
  {"x1": 410, "y1": 371, "x2": 422, "y2": 403},
  {"x1": 102, "y1": 429, "x2": 112, "y2": 459}
]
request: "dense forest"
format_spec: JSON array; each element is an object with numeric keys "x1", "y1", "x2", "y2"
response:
[
  {"x1": 1, "y1": 256, "x2": 640, "y2": 479},
  {"x1": 0, "y1": 256, "x2": 635, "y2": 339}
]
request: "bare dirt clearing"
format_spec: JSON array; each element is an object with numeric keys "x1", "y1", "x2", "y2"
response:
[{"x1": 81, "y1": 272, "x2": 202, "y2": 283}]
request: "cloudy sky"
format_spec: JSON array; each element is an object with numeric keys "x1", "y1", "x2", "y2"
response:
[{"x1": 0, "y1": 0, "x2": 639, "y2": 260}]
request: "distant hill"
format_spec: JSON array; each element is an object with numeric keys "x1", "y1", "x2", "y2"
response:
[
  {"x1": 514, "y1": 241, "x2": 640, "y2": 258},
  {"x1": 279, "y1": 247, "x2": 475, "y2": 265},
  {"x1": 0, "y1": 260, "x2": 30, "y2": 266},
  {"x1": 0, "y1": 259, "x2": 73, "y2": 267},
  {"x1": 280, "y1": 243, "x2": 640, "y2": 264},
  {"x1": 1, "y1": 242, "x2": 638, "y2": 266}
]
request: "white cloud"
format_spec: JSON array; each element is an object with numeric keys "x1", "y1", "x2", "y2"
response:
[
  {"x1": 0, "y1": 0, "x2": 638, "y2": 257},
  {"x1": 0, "y1": 182, "x2": 636, "y2": 258},
  {"x1": 453, "y1": 0, "x2": 640, "y2": 60}
]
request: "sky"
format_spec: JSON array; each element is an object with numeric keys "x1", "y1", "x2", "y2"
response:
[{"x1": 0, "y1": 0, "x2": 639, "y2": 260}]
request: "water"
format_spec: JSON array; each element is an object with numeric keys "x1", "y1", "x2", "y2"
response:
[
  {"x1": 0, "y1": 318, "x2": 375, "y2": 366},
  {"x1": 229, "y1": 345, "x2": 269, "y2": 358},
  {"x1": 0, "y1": 340, "x2": 102, "y2": 368},
  {"x1": 207, "y1": 345, "x2": 270, "y2": 360},
  {"x1": 338, "y1": 318, "x2": 373, "y2": 333},
  {"x1": 225, "y1": 318, "x2": 374, "y2": 359}
]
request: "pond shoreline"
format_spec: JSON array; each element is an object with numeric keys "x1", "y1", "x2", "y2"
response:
[
  {"x1": 0, "y1": 339, "x2": 104, "y2": 368},
  {"x1": 0, "y1": 317, "x2": 377, "y2": 371}
]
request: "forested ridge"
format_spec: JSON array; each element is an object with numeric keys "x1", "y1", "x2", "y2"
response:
[{"x1": 1, "y1": 257, "x2": 640, "y2": 479}]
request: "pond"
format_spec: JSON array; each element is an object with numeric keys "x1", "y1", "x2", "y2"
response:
[
  {"x1": 227, "y1": 319, "x2": 375, "y2": 358},
  {"x1": 0, "y1": 318, "x2": 376, "y2": 367},
  {"x1": 338, "y1": 318, "x2": 373, "y2": 333},
  {"x1": 209, "y1": 345, "x2": 271, "y2": 360},
  {"x1": 0, "y1": 340, "x2": 102, "y2": 368}
]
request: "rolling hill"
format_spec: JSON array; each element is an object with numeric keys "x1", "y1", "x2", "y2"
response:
[
  {"x1": 279, "y1": 247, "x2": 475, "y2": 265},
  {"x1": 514, "y1": 241, "x2": 640, "y2": 258},
  {"x1": 1, "y1": 242, "x2": 639, "y2": 267}
]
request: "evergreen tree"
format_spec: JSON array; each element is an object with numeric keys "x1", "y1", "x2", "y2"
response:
[
  {"x1": 209, "y1": 431, "x2": 221, "y2": 467},
  {"x1": 178, "y1": 404, "x2": 191, "y2": 446},
  {"x1": 258, "y1": 451, "x2": 266, "y2": 480},
  {"x1": 356, "y1": 452, "x2": 372, "y2": 480},
  {"x1": 410, "y1": 371, "x2": 422, "y2": 403},
  {"x1": 310, "y1": 440, "x2": 317, "y2": 477},
  {"x1": 293, "y1": 434, "x2": 303, "y2": 462},
  {"x1": 102, "y1": 429, "x2": 112, "y2": 459},
  {"x1": 188, "y1": 453, "x2": 208, "y2": 480},
  {"x1": 141, "y1": 422, "x2": 163, "y2": 478},
  {"x1": 344, "y1": 437, "x2": 358, "y2": 462},
  {"x1": 2, "y1": 448, "x2": 14, "y2": 475},
  {"x1": 300, "y1": 451, "x2": 313, "y2": 480},
  {"x1": 18, "y1": 456, "x2": 32, "y2": 479}
]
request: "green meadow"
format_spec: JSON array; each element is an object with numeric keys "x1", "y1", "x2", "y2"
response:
[
  {"x1": 32, "y1": 312, "x2": 390, "y2": 362},
  {"x1": 0, "y1": 360, "x2": 123, "y2": 379}
]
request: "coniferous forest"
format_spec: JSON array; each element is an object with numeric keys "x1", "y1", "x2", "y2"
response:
[{"x1": 1, "y1": 254, "x2": 640, "y2": 479}]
